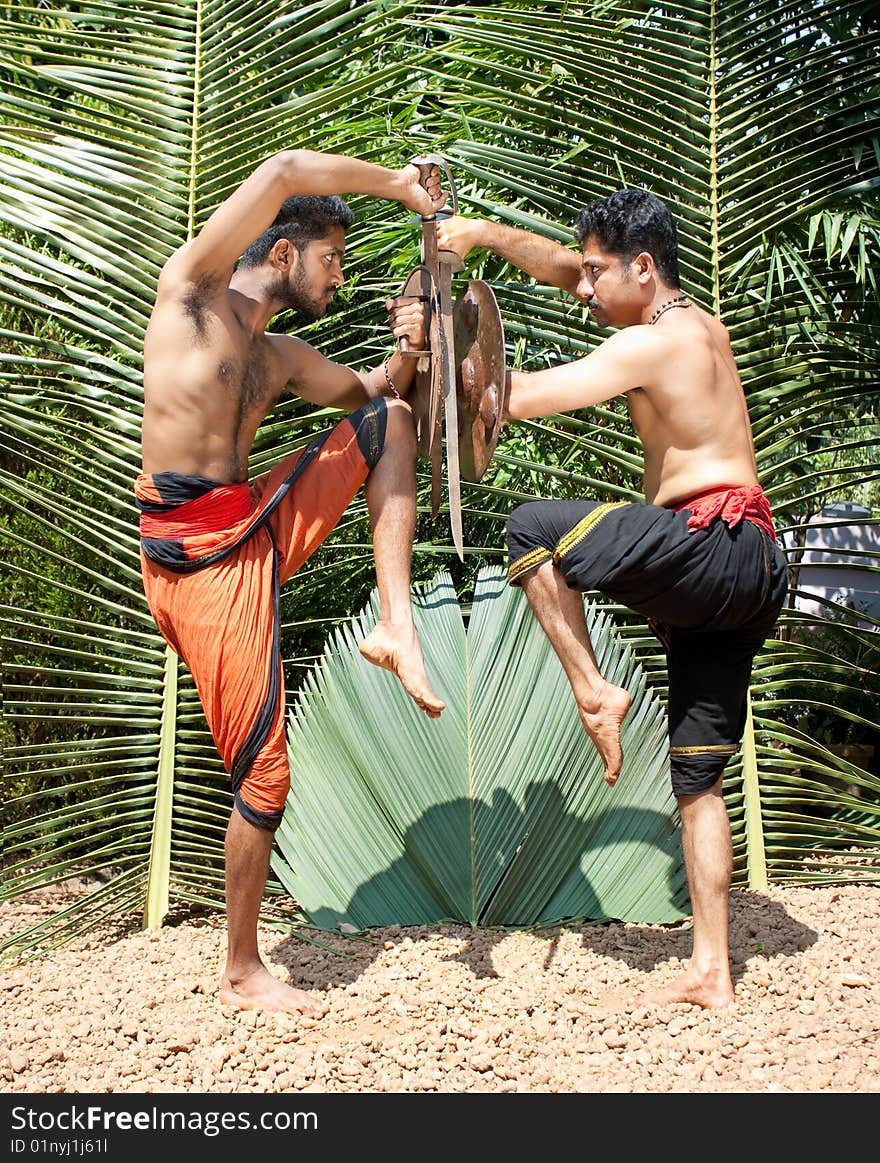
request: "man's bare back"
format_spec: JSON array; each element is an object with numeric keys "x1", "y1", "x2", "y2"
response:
[{"x1": 501, "y1": 286, "x2": 760, "y2": 510}]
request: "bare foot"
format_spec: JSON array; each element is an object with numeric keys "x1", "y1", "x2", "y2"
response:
[
  {"x1": 577, "y1": 682, "x2": 631, "y2": 784},
  {"x1": 220, "y1": 964, "x2": 329, "y2": 1016},
  {"x1": 359, "y1": 622, "x2": 445, "y2": 718},
  {"x1": 634, "y1": 970, "x2": 734, "y2": 1012}
]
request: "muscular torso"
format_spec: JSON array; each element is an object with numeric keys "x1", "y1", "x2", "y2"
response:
[
  {"x1": 626, "y1": 304, "x2": 759, "y2": 507},
  {"x1": 141, "y1": 276, "x2": 291, "y2": 483}
]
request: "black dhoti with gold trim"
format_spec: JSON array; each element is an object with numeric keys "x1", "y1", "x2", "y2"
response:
[{"x1": 506, "y1": 497, "x2": 789, "y2": 797}]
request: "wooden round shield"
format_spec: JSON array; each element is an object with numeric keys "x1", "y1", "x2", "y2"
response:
[{"x1": 453, "y1": 279, "x2": 508, "y2": 482}]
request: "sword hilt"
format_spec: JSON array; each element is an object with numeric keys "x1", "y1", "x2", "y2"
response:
[
  {"x1": 408, "y1": 152, "x2": 459, "y2": 219},
  {"x1": 400, "y1": 155, "x2": 460, "y2": 356}
]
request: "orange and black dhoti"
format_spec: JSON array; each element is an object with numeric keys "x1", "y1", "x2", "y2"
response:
[
  {"x1": 135, "y1": 400, "x2": 388, "y2": 831},
  {"x1": 507, "y1": 484, "x2": 789, "y2": 797}
]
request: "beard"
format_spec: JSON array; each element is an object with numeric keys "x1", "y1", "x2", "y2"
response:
[{"x1": 271, "y1": 265, "x2": 332, "y2": 322}]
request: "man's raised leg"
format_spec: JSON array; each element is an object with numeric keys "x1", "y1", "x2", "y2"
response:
[
  {"x1": 358, "y1": 399, "x2": 445, "y2": 718},
  {"x1": 519, "y1": 559, "x2": 630, "y2": 783}
]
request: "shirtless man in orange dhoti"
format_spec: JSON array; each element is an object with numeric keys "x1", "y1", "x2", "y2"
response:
[
  {"x1": 137, "y1": 150, "x2": 446, "y2": 1015},
  {"x1": 438, "y1": 190, "x2": 789, "y2": 1011}
]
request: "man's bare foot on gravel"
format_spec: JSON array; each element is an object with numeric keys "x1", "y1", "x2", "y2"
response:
[
  {"x1": 360, "y1": 622, "x2": 445, "y2": 718},
  {"x1": 577, "y1": 682, "x2": 631, "y2": 784},
  {"x1": 220, "y1": 964, "x2": 330, "y2": 1016},
  {"x1": 634, "y1": 969, "x2": 734, "y2": 1012}
]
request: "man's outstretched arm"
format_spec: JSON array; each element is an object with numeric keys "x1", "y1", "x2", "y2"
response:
[
  {"x1": 505, "y1": 325, "x2": 666, "y2": 420},
  {"x1": 436, "y1": 215, "x2": 584, "y2": 298},
  {"x1": 162, "y1": 151, "x2": 446, "y2": 287}
]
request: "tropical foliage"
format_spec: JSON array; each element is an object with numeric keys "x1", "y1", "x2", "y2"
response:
[
  {"x1": 1, "y1": 1, "x2": 878, "y2": 960},
  {"x1": 274, "y1": 564, "x2": 687, "y2": 929}
]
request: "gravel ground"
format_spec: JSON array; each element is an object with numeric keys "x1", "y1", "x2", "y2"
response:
[{"x1": 2, "y1": 881, "x2": 879, "y2": 1094}]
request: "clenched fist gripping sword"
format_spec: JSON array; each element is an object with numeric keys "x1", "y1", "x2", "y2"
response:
[{"x1": 397, "y1": 154, "x2": 508, "y2": 562}]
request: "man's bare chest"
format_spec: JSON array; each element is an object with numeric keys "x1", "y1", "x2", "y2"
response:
[
  {"x1": 214, "y1": 338, "x2": 284, "y2": 415},
  {"x1": 161, "y1": 288, "x2": 289, "y2": 413}
]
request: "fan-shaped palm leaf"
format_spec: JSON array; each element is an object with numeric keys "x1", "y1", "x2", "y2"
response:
[{"x1": 273, "y1": 564, "x2": 687, "y2": 928}]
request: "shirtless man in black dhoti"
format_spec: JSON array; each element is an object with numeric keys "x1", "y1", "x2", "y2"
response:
[{"x1": 438, "y1": 189, "x2": 789, "y2": 1010}]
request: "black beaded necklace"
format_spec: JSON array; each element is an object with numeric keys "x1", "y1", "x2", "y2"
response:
[{"x1": 649, "y1": 294, "x2": 690, "y2": 324}]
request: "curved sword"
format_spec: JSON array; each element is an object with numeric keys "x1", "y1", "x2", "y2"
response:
[{"x1": 403, "y1": 154, "x2": 465, "y2": 562}]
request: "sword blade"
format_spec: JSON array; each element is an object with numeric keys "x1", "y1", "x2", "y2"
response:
[
  {"x1": 437, "y1": 260, "x2": 464, "y2": 561},
  {"x1": 421, "y1": 224, "x2": 443, "y2": 456}
]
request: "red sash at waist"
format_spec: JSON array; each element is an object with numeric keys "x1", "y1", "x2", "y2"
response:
[
  {"x1": 673, "y1": 483, "x2": 776, "y2": 540},
  {"x1": 135, "y1": 476, "x2": 254, "y2": 539}
]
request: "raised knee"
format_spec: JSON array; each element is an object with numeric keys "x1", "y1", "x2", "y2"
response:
[
  {"x1": 373, "y1": 396, "x2": 415, "y2": 456},
  {"x1": 385, "y1": 395, "x2": 414, "y2": 416},
  {"x1": 383, "y1": 396, "x2": 416, "y2": 439},
  {"x1": 506, "y1": 501, "x2": 542, "y2": 541}
]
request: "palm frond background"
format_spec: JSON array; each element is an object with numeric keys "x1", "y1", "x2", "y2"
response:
[{"x1": 2, "y1": 0, "x2": 878, "y2": 959}]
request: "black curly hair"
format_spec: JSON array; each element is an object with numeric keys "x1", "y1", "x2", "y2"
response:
[
  {"x1": 237, "y1": 195, "x2": 355, "y2": 267},
  {"x1": 574, "y1": 188, "x2": 680, "y2": 287}
]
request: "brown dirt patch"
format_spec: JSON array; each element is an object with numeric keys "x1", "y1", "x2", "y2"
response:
[{"x1": 2, "y1": 881, "x2": 879, "y2": 1093}]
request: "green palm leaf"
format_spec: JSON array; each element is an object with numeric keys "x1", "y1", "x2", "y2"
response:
[
  {"x1": 2, "y1": 1, "x2": 877, "y2": 961},
  {"x1": 272, "y1": 564, "x2": 687, "y2": 928}
]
